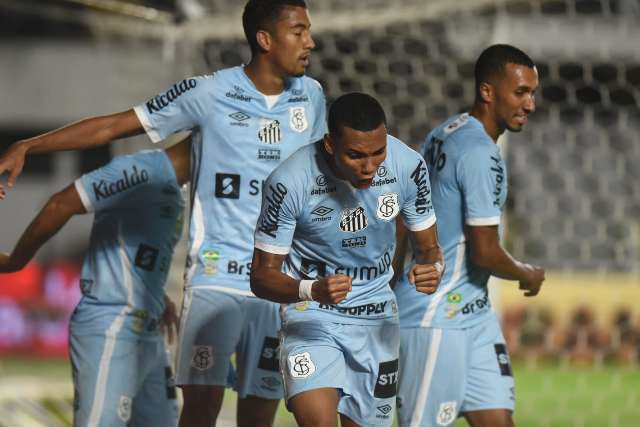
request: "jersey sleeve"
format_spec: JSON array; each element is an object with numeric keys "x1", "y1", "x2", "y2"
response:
[
  {"x1": 308, "y1": 80, "x2": 328, "y2": 142},
  {"x1": 457, "y1": 146, "x2": 504, "y2": 226},
  {"x1": 253, "y1": 167, "x2": 303, "y2": 255},
  {"x1": 74, "y1": 151, "x2": 170, "y2": 213},
  {"x1": 401, "y1": 153, "x2": 437, "y2": 232},
  {"x1": 133, "y1": 76, "x2": 211, "y2": 143}
]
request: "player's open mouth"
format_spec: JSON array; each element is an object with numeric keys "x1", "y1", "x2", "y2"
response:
[
  {"x1": 299, "y1": 54, "x2": 310, "y2": 66},
  {"x1": 514, "y1": 114, "x2": 528, "y2": 125}
]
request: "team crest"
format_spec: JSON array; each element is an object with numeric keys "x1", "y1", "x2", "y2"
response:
[
  {"x1": 258, "y1": 118, "x2": 282, "y2": 144},
  {"x1": 436, "y1": 401, "x2": 457, "y2": 426},
  {"x1": 376, "y1": 193, "x2": 400, "y2": 221},
  {"x1": 288, "y1": 352, "x2": 316, "y2": 378},
  {"x1": 289, "y1": 106, "x2": 308, "y2": 133},
  {"x1": 118, "y1": 395, "x2": 132, "y2": 422},
  {"x1": 339, "y1": 207, "x2": 368, "y2": 232},
  {"x1": 191, "y1": 345, "x2": 214, "y2": 371}
]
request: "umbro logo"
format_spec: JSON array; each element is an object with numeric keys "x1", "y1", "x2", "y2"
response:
[
  {"x1": 229, "y1": 111, "x2": 250, "y2": 121},
  {"x1": 377, "y1": 404, "x2": 392, "y2": 415},
  {"x1": 312, "y1": 206, "x2": 333, "y2": 217}
]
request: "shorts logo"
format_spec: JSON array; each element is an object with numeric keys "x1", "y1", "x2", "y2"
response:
[
  {"x1": 289, "y1": 106, "x2": 308, "y2": 133},
  {"x1": 191, "y1": 346, "x2": 214, "y2": 371},
  {"x1": 376, "y1": 193, "x2": 400, "y2": 221},
  {"x1": 215, "y1": 173, "x2": 240, "y2": 199},
  {"x1": 374, "y1": 359, "x2": 398, "y2": 398},
  {"x1": 339, "y1": 207, "x2": 368, "y2": 232},
  {"x1": 494, "y1": 344, "x2": 513, "y2": 376},
  {"x1": 376, "y1": 404, "x2": 393, "y2": 419},
  {"x1": 117, "y1": 395, "x2": 132, "y2": 422},
  {"x1": 258, "y1": 119, "x2": 282, "y2": 144},
  {"x1": 289, "y1": 352, "x2": 316, "y2": 378},
  {"x1": 258, "y1": 337, "x2": 280, "y2": 372},
  {"x1": 261, "y1": 376, "x2": 281, "y2": 391},
  {"x1": 436, "y1": 401, "x2": 457, "y2": 426},
  {"x1": 134, "y1": 244, "x2": 159, "y2": 271}
]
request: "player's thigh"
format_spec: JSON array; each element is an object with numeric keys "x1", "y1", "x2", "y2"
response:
[
  {"x1": 280, "y1": 321, "x2": 345, "y2": 408},
  {"x1": 236, "y1": 394, "x2": 280, "y2": 427},
  {"x1": 175, "y1": 288, "x2": 243, "y2": 387},
  {"x1": 70, "y1": 332, "x2": 140, "y2": 427},
  {"x1": 464, "y1": 409, "x2": 515, "y2": 427},
  {"x1": 235, "y1": 296, "x2": 283, "y2": 401},
  {"x1": 338, "y1": 321, "x2": 399, "y2": 427},
  {"x1": 461, "y1": 316, "x2": 515, "y2": 416},
  {"x1": 130, "y1": 342, "x2": 178, "y2": 427},
  {"x1": 397, "y1": 327, "x2": 467, "y2": 427},
  {"x1": 289, "y1": 388, "x2": 340, "y2": 427}
]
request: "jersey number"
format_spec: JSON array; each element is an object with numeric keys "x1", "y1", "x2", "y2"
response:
[{"x1": 426, "y1": 137, "x2": 446, "y2": 172}]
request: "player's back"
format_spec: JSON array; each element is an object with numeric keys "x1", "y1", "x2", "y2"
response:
[
  {"x1": 395, "y1": 113, "x2": 507, "y2": 329},
  {"x1": 72, "y1": 149, "x2": 185, "y2": 332}
]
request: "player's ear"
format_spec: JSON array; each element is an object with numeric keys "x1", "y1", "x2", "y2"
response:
[
  {"x1": 256, "y1": 30, "x2": 272, "y2": 53},
  {"x1": 324, "y1": 134, "x2": 335, "y2": 155},
  {"x1": 478, "y1": 81, "x2": 493, "y2": 104}
]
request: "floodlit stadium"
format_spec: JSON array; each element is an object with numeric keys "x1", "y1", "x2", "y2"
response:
[{"x1": 0, "y1": 0, "x2": 638, "y2": 426}]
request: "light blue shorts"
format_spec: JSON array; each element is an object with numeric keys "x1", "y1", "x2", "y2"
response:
[
  {"x1": 70, "y1": 322, "x2": 177, "y2": 427},
  {"x1": 397, "y1": 315, "x2": 514, "y2": 427},
  {"x1": 280, "y1": 319, "x2": 399, "y2": 426},
  {"x1": 175, "y1": 288, "x2": 282, "y2": 399}
]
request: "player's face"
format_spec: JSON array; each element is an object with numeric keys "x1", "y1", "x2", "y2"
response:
[
  {"x1": 493, "y1": 63, "x2": 538, "y2": 132},
  {"x1": 269, "y1": 6, "x2": 315, "y2": 77},
  {"x1": 325, "y1": 124, "x2": 387, "y2": 190}
]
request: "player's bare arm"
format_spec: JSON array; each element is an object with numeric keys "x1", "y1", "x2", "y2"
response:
[
  {"x1": 0, "y1": 184, "x2": 86, "y2": 273},
  {"x1": 408, "y1": 223, "x2": 444, "y2": 294},
  {"x1": 466, "y1": 224, "x2": 545, "y2": 296},
  {"x1": 390, "y1": 217, "x2": 408, "y2": 289},
  {"x1": 0, "y1": 109, "x2": 142, "y2": 193},
  {"x1": 160, "y1": 294, "x2": 180, "y2": 345},
  {"x1": 251, "y1": 248, "x2": 352, "y2": 304},
  {"x1": 165, "y1": 136, "x2": 192, "y2": 186}
]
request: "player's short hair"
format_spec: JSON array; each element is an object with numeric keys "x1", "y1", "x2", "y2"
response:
[
  {"x1": 242, "y1": 0, "x2": 307, "y2": 55},
  {"x1": 328, "y1": 92, "x2": 387, "y2": 140},
  {"x1": 474, "y1": 44, "x2": 535, "y2": 97}
]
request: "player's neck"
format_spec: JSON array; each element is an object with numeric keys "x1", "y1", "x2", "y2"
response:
[
  {"x1": 244, "y1": 59, "x2": 286, "y2": 96},
  {"x1": 470, "y1": 105, "x2": 503, "y2": 143}
]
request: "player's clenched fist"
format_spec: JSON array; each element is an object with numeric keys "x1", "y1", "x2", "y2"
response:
[
  {"x1": 519, "y1": 264, "x2": 545, "y2": 297},
  {"x1": 409, "y1": 262, "x2": 443, "y2": 295},
  {"x1": 310, "y1": 274, "x2": 352, "y2": 304}
]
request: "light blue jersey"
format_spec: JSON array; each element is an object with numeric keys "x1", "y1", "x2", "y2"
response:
[
  {"x1": 254, "y1": 137, "x2": 436, "y2": 326},
  {"x1": 395, "y1": 113, "x2": 507, "y2": 329},
  {"x1": 70, "y1": 149, "x2": 183, "y2": 427},
  {"x1": 73, "y1": 149, "x2": 184, "y2": 327},
  {"x1": 134, "y1": 66, "x2": 327, "y2": 294}
]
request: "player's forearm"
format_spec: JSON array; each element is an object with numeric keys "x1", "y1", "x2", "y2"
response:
[
  {"x1": 23, "y1": 110, "x2": 143, "y2": 155},
  {"x1": 5, "y1": 195, "x2": 75, "y2": 271},
  {"x1": 250, "y1": 268, "x2": 304, "y2": 303},
  {"x1": 471, "y1": 245, "x2": 531, "y2": 281}
]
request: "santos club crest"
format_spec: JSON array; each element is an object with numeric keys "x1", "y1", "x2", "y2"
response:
[
  {"x1": 289, "y1": 107, "x2": 308, "y2": 133},
  {"x1": 376, "y1": 193, "x2": 400, "y2": 221}
]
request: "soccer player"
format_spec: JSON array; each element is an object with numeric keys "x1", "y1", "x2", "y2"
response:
[
  {"x1": 250, "y1": 92, "x2": 443, "y2": 427},
  {"x1": 0, "y1": 140, "x2": 189, "y2": 426},
  {"x1": 0, "y1": 1, "x2": 325, "y2": 425},
  {"x1": 394, "y1": 44, "x2": 546, "y2": 427}
]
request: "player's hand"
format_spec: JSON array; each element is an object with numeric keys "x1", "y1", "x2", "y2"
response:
[
  {"x1": 0, "y1": 141, "x2": 29, "y2": 198},
  {"x1": 409, "y1": 262, "x2": 443, "y2": 295},
  {"x1": 0, "y1": 252, "x2": 23, "y2": 273},
  {"x1": 311, "y1": 274, "x2": 352, "y2": 304},
  {"x1": 519, "y1": 264, "x2": 545, "y2": 297},
  {"x1": 160, "y1": 295, "x2": 179, "y2": 344}
]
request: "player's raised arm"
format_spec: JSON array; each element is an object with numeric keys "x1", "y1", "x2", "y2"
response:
[
  {"x1": 408, "y1": 223, "x2": 444, "y2": 295},
  {"x1": 0, "y1": 183, "x2": 86, "y2": 273},
  {"x1": 0, "y1": 109, "x2": 143, "y2": 193},
  {"x1": 465, "y1": 225, "x2": 545, "y2": 296}
]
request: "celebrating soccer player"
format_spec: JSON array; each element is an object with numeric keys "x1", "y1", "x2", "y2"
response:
[
  {"x1": 0, "y1": 1, "x2": 326, "y2": 425},
  {"x1": 394, "y1": 44, "x2": 545, "y2": 427},
  {"x1": 251, "y1": 92, "x2": 443, "y2": 427},
  {"x1": 0, "y1": 140, "x2": 189, "y2": 426}
]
